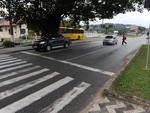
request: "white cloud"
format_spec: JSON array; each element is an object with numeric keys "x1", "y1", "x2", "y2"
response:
[{"x1": 90, "y1": 9, "x2": 150, "y2": 28}]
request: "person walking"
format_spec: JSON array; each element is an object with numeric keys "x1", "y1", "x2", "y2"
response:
[{"x1": 122, "y1": 34, "x2": 127, "y2": 45}]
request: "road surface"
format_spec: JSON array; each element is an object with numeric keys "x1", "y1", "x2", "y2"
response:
[{"x1": 0, "y1": 37, "x2": 146, "y2": 113}]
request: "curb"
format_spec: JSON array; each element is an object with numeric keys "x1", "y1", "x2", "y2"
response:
[{"x1": 103, "y1": 90, "x2": 150, "y2": 109}]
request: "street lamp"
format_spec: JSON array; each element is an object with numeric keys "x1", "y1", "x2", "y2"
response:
[{"x1": 144, "y1": 0, "x2": 150, "y2": 70}]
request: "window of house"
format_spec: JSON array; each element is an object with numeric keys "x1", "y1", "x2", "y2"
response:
[{"x1": 20, "y1": 29, "x2": 26, "y2": 34}]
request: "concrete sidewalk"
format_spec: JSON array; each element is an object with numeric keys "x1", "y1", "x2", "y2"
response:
[
  {"x1": 0, "y1": 46, "x2": 32, "y2": 54},
  {"x1": 87, "y1": 97, "x2": 150, "y2": 113}
]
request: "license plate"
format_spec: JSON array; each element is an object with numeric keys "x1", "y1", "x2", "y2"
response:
[{"x1": 33, "y1": 46, "x2": 37, "y2": 48}]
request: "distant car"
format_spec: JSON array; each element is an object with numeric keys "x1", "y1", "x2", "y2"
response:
[
  {"x1": 103, "y1": 35, "x2": 118, "y2": 45},
  {"x1": 32, "y1": 34, "x2": 71, "y2": 51}
]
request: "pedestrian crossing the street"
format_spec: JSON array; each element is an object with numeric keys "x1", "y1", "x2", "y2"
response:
[{"x1": 0, "y1": 54, "x2": 91, "y2": 113}]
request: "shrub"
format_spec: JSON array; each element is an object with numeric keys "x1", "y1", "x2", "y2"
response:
[{"x1": 3, "y1": 41, "x2": 15, "y2": 48}]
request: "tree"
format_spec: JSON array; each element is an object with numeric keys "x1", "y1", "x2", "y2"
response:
[
  {"x1": 101, "y1": 24, "x2": 113, "y2": 34},
  {"x1": 118, "y1": 28, "x2": 128, "y2": 35},
  {"x1": 0, "y1": 0, "x2": 144, "y2": 36}
]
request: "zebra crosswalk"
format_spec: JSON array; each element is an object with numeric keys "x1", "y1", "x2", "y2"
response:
[{"x1": 0, "y1": 54, "x2": 91, "y2": 113}]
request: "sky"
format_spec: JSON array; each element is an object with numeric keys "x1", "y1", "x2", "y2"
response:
[{"x1": 90, "y1": 9, "x2": 150, "y2": 28}]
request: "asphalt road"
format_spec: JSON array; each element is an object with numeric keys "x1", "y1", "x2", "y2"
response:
[{"x1": 0, "y1": 37, "x2": 147, "y2": 113}]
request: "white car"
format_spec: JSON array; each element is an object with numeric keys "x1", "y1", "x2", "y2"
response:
[{"x1": 103, "y1": 35, "x2": 118, "y2": 45}]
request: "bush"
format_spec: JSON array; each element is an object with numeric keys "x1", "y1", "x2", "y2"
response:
[{"x1": 3, "y1": 41, "x2": 15, "y2": 48}]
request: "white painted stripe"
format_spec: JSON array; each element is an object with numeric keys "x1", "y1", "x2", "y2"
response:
[
  {"x1": 0, "y1": 66, "x2": 40, "y2": 80},
  {"x1": 0, "y1": 59, "x2": 22, "y2": 65},
  {"x1": 0, "y1": 57, "x2": 14, "y2": 61},
  {"x1": 40, "y1": 82, "x2": 91, "y2": 113},
  {"x1": 0, "y1": 61, "x2": 27, "y2": 69},
  {"x1": 106, "y1": 102, "x2": 125, "y2": 113},
  {"x1": 60, "y1": 60, "x2": 115, "y2": 76},
  {"x1": 22, "y1": 51, "x2": 115, "y2": 76},
  {"x1": 66, "y1": 49, "x2": 101, "y2": 61},
  {"x1": 89, "y1": 104, "x2": 101, "y2": 112},
  {"x1": 0, "y1": 63, "x2": 32, "y2": 73},
  {"x1": 0, "y1": 72, "x2": 60, "y2": 100},
  {"x1": 0, "y1": 68, "x2": 49, "y2": 88},
  {"x1": 0, "y1": 77, "x2": 74, "y2": 113}
]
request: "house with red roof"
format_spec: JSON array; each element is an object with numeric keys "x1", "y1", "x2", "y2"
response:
[{"x1": 0, "y1": 20, "x2": 28, "y2": 40}]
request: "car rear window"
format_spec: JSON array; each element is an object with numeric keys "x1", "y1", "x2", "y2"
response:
[{"x1": 105, "y1": 36, "x2": 113, "y2": 39}]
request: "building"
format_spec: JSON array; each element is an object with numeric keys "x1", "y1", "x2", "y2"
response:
[
  {"x1": 0, "y1": 20, "x2": 28, "y2": 40},
  {"x1": 130, "y1": 26, "x2": 139, "y2": 33}
]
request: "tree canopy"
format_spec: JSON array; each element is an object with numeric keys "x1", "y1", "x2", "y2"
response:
[{"x1": 0, "y1": 0, "x2": 144, "y2": 36}]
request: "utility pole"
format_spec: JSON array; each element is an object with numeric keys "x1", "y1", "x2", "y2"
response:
[
  {"x1": 144, "y1": 0, "x2": 150, "y2": 70},
  {"x1": 145, "y1": 30, "x2": 150, "y2": 69}
]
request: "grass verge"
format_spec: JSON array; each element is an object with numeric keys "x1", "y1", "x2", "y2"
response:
[
  {"x1": 23, "y1": 41, "x2": 32, "y2": 45},
  {"x1": 111, "y1": 45, "x2": 150, "y2": 100}
]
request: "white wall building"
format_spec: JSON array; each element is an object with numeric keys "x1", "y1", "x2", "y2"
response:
[{"x1": 0, "y1": 21, "x2": 28, "y2": 40}]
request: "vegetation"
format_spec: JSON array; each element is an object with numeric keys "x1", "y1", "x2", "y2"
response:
[
  {"x1": 3, "y1": 41, "x2": 15, "y2": 48},
  {"x1": 118, "y1": 28, "x2": 128, "y2": 35},
  {"x1": 0, "y1": 0, "x2": 144, "y2": 36},
  {"x1": 23, "y1": 41, "x2": 32, "y2": 46},
  {"x1": 111, "y1": 45, "x2": 150, "y2": 100}
]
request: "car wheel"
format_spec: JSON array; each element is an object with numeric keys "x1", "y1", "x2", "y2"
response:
[
  {"x1": 113, "y1": 41, "x2": 115, "y2": 45},
  {"x1": 46, "y1": 45, "x2": 52, "y2": 51},
  {"x1": 64, "y1": 43, "x2": 70, "y2": 48},
  {"x1": 35, "y1": 49, "x2": 39, "y2": 52},
  {"x1": 78, "y1": 36, "x2": 80, "y2": 40},
  {"x1": 103, "y1": 42, "x2": 105, "y2": 46}
]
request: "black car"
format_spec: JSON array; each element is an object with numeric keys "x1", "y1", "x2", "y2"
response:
[{"x1": 32, "y1": 34, "x2": 71, "y2": 51}]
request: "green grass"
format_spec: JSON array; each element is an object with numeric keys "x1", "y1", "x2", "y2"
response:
[
  {"x1": 1, "y1": 38, "x2": 21, "y2": 41},
  {"x1": 111, "y1": 45, "x2": 150, "y2": 100},
  {"x1": 23, "y1": 41, "x2": 32, "y2": 45}
]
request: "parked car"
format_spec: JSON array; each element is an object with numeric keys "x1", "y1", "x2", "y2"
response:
[
  {"x1": 32, "y1": 34, "x2": 71, "y2": 51},
  {"x1": 103, "y1": 35, "x2": 118, "y2": 45}
]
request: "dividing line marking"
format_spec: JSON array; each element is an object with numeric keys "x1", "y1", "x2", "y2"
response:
[
  {"x1": 0, "y1": 68, "x2": 49, "y2": 88},
  {"x1": 0, "y1": 61, "x2": 27, "y2": 69},
  {"x1": 0, "y1": 72, "x2": 60, "y2": 100},
  {"x1": 0, "y1": 63, "x2": 32, "y2": 73},
  {"x1": 66, "y1": 49, "x2": 102, "y2": 61},
  {"x1": 60, "y1": 61, "x2": 115, "y2": 76},
  {"x1": 0, "y1": 59, "x2": 22, "y2": 66},
  {"x1": 0, "y1": 66, "x2": 40, "y2": 80},
  {"x1": 40, "y1": 82, "x2": 91, "y2": 113},
  {"x1": 0, "y1": 77, "x2": 74, "y2": 113},
  {"x1": 22, "y1": 51, "x2": 115, "y2": 76}
]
